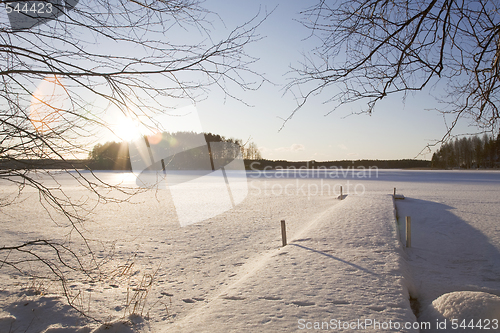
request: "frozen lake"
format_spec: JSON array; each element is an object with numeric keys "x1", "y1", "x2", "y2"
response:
[{"x1": 1, "y1": 169, "x2": 500, "y2": 332}]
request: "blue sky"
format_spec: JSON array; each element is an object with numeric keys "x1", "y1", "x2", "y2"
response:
[{"x1": 97, "y1": 0, "x2": 477, "y2": 161}]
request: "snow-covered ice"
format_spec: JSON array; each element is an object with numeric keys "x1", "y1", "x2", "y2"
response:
[
  {"x1": 391, "y1": 171, "x2": 500, "y2": 332},
  {"x1": 0, "y1": 169, "x2": 499, "y2": 332},
  {"x1": 166, "y1": 194, "x2": 416, "y2": 332}
]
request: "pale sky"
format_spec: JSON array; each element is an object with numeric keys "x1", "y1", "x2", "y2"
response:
[
  {"x1": 185, "y1": 0, "x2": 477, "y2": 161},
  {"x1": 95, "y1": 0, "x2": 479, "y2": 161}
]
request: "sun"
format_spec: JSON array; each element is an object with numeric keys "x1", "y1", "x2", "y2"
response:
[{"x1": 113, "y1": 117, "x2": 142, "y2": 142}]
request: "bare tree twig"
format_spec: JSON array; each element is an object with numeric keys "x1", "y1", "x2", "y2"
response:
[
  {"x1": 0, "y1": 0, "x2": 268, "y2": 322},
  {"x1": 285, "y1": 0, "x2": 500, "y2": 143}
]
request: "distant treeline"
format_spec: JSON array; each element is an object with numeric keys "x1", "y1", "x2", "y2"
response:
[
  {"x1": 0, "y1": 158, "x2": 432, "y2": 170},
  {"x1": 88, "y1": 131, "x2": 432, "y2": 171},
  {"x1": 0, "y1": 159, "x2": 90, "y2": 170},
  {"x1": 0, "y1": 131, "x2": 437, "y2": 170},
  {"x1": 244, "y1": 159, "x2": 431, "y2": 170},
  {"x1": 88, "y1": 131, "x2": 262, "y2": 170},
  {"x1": 431, "y1": 134, "x2": 500, "y2": 169}
]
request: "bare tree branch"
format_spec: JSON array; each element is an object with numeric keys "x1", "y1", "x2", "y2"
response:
[
  {"x1": 286, "y1": 0, "x2": 500, "y2": 139},
  {"x1": 0, "y1": 0, "x2": 267, "y2": 321}
]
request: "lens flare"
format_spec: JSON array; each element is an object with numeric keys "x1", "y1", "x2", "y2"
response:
[
  {"x1": 30, "y1": 76, "x2": 68, "y2": 133},
  {"x1": 146, "y1": 130, "x2": 163, "y2": 145}
]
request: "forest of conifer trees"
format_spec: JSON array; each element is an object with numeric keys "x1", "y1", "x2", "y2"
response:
[{"x1": 431, "y1": 134, "x2": 500, "y2": 169}]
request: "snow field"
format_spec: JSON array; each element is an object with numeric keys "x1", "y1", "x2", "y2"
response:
[
  {"x1": 0, "y1": 177, "x2": 348, "y2": 332},
  {"x1": 166, "y1": 194, "x2": 417, "y2": 332},
  {"x1": 2, "y1": 170, "x2": 500, "y2": 332},
  {"x1": 392, "y1": 179, "x2": 500, "y2": 332}
]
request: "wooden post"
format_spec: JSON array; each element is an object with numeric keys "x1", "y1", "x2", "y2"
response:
[
  {"x1": 340, "y1": 186, "x2": 343, "y2": 199},
  {"x1": 281, "y1": 220, "x2": 287, "y2": 247},
  {"x1": 406, "y1": 216, "x2": 411, "y2": 248},
  {"x1": 394, "y1": 188, "x2": 396, "y2": 197}
]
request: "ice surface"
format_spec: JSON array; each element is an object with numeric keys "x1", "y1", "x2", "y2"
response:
[
  {"x1": 166, "y1": 194, "x2": 416, "y2": 332},
  {"x1": 391, "y1": 173, "x2": 500, "y2": 325},
  {"x1": 0, "y1": 170, "x2": 499, "y2": 332}
]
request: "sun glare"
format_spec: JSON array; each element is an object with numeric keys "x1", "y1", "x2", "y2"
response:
[{"x1": 113, "y1": 117, "x2": 142, "y2": 142}]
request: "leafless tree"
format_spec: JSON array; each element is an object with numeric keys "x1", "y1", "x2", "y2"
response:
[
  {"x1": 243, "y1": 141, "x2": 262, "y2": 160},
  {"x1": 286, "y1": 0, "x2": 500, "y2": 144},
  {"x1": 0, "y1": 0, "x2": 266, "y2": 321}
]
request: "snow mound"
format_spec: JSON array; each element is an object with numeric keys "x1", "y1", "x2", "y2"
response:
[
  {"x1": 0, "y1": 294, "x2": 88, "y2": 333},
  {"x1": 0, "y1": 290, "x2": 149, "y2": 333},
  {"x1": 0, "y1": 314, "x2": 16, "y2": 328},
  {"x1": 91, "y1": 315, "x2": 147, "y2": 333},
  {"x1": 420, "y1": 291, "x2": 500, "y2": 332}
]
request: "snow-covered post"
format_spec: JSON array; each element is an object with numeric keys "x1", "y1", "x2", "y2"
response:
[
  {"x1": 281, "y1": 220, "x2": 287, "y2": 247},
  {"x1": 406, "y1": 216, "x2": 411, "y2": 248}
]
